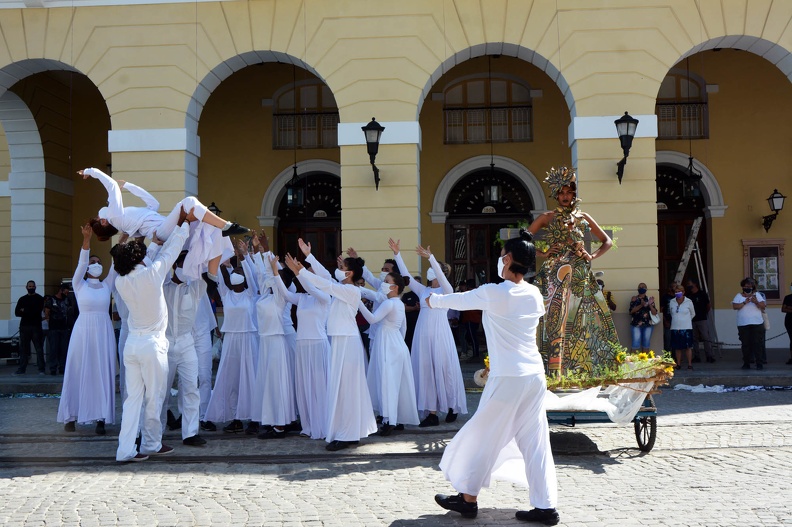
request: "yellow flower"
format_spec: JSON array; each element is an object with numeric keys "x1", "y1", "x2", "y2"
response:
[
  {"x1": 615, "y1": 351, "x2": 627, "y2": 364},
  {"x1": 664, "y1": 366, "x2": 675, "y2": 373},
  {"x1": 648, "y1": 350, "x2": 655, "y2": 358},
  {"x1": 637, "y1": 352, "x2": 648, "y2": 361},
  {"x1": 483, "y1": 356, "x2": 490, "y2": 369}
]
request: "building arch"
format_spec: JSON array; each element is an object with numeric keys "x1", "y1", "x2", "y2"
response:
[
  {"x1": 656, "y1": 150, "x2": 726, "y2": 218},
  {"x1": 259, "y1": 159, "x2": 341, "y2": 227}
]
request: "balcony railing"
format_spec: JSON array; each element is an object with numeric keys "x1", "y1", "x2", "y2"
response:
[
  {"x1": 444, "y1": 106, "x2": 533, "y2": 144},
  {"x1": 273, "y1": 112, "x2": 339, "y2": 149},
  {"x1": 656, "y1": 102, "x2": 708, "y2": 140}
]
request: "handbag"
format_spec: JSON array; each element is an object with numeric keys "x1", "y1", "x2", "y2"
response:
[
  {"x1": 762, "y1": 311, "x2": 770, "y2": 330},
  {"x1": 649, "y1": 311, "x2": 661, "y2": 325}
]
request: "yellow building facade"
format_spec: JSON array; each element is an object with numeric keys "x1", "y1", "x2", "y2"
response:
[{"x1": 0, "y1": 0, "x2": 790, "y2": 351}]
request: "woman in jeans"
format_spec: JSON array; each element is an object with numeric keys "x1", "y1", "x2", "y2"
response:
[
  {"x1": 628, "y1": 282, "x2": 657, "y2": 353},
  {"x1": 732, "y1": 277, "x2": 766, "y2": 370}
]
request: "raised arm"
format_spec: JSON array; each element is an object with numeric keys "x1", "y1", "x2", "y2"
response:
[
  {"x1": 357, "y1": 298, "x2": 393, "y2": 325},
  {"x1": 81, "y1": 168, "x2": 124, "y2": 220},
  {"x1": 150, "y1": 217, "x2": 190, "y2": 283},
  {"x1": 418, "y1": 245, "x2": 453, "y2": 295},
  {"x1": 119, "y1": 180, "x2": 160, "y2": 211},
  {"x1": 391, "y1": 238, "x2": 425, "y2": 295},
  {"x1": 362, "y1": 265, "x2": 383, "y2": 289}
]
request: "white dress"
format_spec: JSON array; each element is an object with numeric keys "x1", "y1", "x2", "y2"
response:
[
  {"x1": 250, "y1": 254, "x2": 297, "y2": 426},
  {"x1": 204, "y1": 270, "x2": 259, "y2": 422},
  {"x1": 297, "y1": 268, "x2": 377, "y2": 443},
  {"x1": 358, "y1": 297, "x2": 420, "y2": 426},
  {"x1": 57, "y1": 249, "x2": 117, "y2": 424},
  {"x1": 395, "y1": 253, "x2": 467, "y2": 416}
]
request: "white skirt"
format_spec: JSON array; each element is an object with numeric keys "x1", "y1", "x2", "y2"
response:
[
  {"x1": 439, "y1": 375, "x2": 557, "y2": 509},
  {"x1": 205, "y1": 330, "x2": 258, "y2": 422},
  {"x1": 294, "y1": 338, "x2": 330, "y2": 439},
  {"x1": 411, "y1": 318, "x2": 467, "y2": 416},
  {"x1": 325, "y1": 334, "x2": 377, "y2": 442},
  {"x1": 252, "y1": 334, "x2": 297, "y2": 426},
  {"x1": 368, "y1": 326, "x2": 419, "y2": 426}
]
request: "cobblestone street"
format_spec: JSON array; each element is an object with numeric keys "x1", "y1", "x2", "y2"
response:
[{"x1": 1, "y1": 389, "x2": 791, "y2": 526}]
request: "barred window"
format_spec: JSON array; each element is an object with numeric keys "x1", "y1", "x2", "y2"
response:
[
  {"x1": 656, "y1": 71, "x2": 709, "y2": 140},
  {"x1": 274, "y1": 83, "x2": 339, "y2": 149}
]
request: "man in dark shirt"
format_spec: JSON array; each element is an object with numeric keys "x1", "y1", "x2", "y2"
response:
[
  {"x1": 782, "y1": 281, "x2": 792, "y2": 365},
  {"x1": 686, "y1": 278, "x2": 715, "y2": 363},
  {"x1": 401, "y1": 276, "x2": 421, "y2": 352},
  {"x1": 44, "y1": 283, "x2": 73, "y2": 375},
  {"x1": 14, "y1": 280, "x2": 46, "y2": 375}
]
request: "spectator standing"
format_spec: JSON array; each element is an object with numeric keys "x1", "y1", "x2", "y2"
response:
[
  {"x1": 44, "y1": 283, "x2": 73, "y2": 375},
  {"x1": 669, "y1": 284, "x2": 696, "y2": 370},
  {"x1": 13, "y1": 280, "x2": 46, "y2": 375},
  {"x1": 596, "y1": 279, "x2": 617, "y2": 312},
  {"x1": 732, "y1": 277, "x2": 766, "y2": 370},
  {"x1": 659, "y1": 282, "x2": 677, "y2": 353},
  {"x1": 401, "y1": 276, "x2": 421, "y2": 352},
  {"x1": 686, "y1": 278, "x2": 715, "y2": 363},
  {"x1": 782, "y1": 281, "x2": 792, "y2": 365},
  {"x1": 628, "y1": 282, "x2": 657, "y2": 353}
]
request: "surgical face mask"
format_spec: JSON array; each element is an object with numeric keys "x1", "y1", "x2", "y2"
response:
[
  {"x1": 379, "y1": 271, "x2": 389, "y2": 282},
  {"x1": 379, "y1": 282, "x2": 393, "y2": 297},
  {"x1": 742, "y1": 287, "x2": 753, "y2": 294},
  {"x1": 637, "y1": 287, "x2": 647, "y2": 295},
  {"x1": 229, "y1": 272, "x2": 245, "y2": 286},
  {"x1": 174, "y1": 267, "x2": 186, "y2": 283},
  {"x1": 334, "y1": 268, "x2": 347, "y2": 282},
  {"x1": 426, "y1": 268, "x2": 437, "y2": 283},
  {"x1": 674, "y1": 292, "x2": 684, "y2": 299},
  {"x1": 87, "y1": 263, "x2": 103, "y2": 277},
  {"x1": 599, "y1": 284, "x2": 604, "y2": 291},
  {"x1": 497, "y1": 256, "x2": 505, "y2": 279}
]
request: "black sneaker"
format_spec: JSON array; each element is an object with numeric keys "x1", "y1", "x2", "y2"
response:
[
  {"x1": 378, "y1": 423, "x2": 395, "y2": 436},
  {"x1": 445, "y1": 409, "x2": 458, "y2": 423},
  {"x1": 515, "y1": 508, "x2": 560, "y2": 525},
  {"x1": 419, "y1": 413, "x2": 440, "y2": 428},
  {"x1": 95, "y1": 420, "x2": 106, "y2": 435},
  {"x1": 284, "y1": 420, "x2": 302, "y2": 433},
  {"x1": 756, "y1": 363, "x2": 764, "y2": 370},
  {"x1": 222, "y1": 223, "x2": 250, "y2": 237},
  {"x1": 394, "y1": 424, "x2": 404, "y2": 431},
  {"x1": 223, "y1": 420, "x2": 244, "y2": 433},
  {"x1": 258, "y1": 428, "x2": 287, "y2": 439},
  {"x1": 245, "y1": 421, "x2": 260, "y2": 435},
  {"x1": 167, "y1": 410, "x2": 182, "y2": 430},
  {"x1": 434, "y1": 493, "x2": 478, "y2": 519},
  {"x1": 325, "y1": 440, "x2": 359, "y2": 451},
  {"x1": 64, "y1": 421, "x2": 76, "y2": 432},
  {"x1": 183, "y1": 435, "x2": 207, "y2": 446},
  {"x1": 200, "y1": 420, "x2": 217, "y2": 432}
]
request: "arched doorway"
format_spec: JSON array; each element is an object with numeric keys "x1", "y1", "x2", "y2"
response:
[
  {"x1": 656, "y1": 164, "x2": 707, "y2": 294},
  {"x1": 445, "y1": 169, "x2": 534, "y2": 286},
  {"x1": 276, "y1": 172, "x2": 341, "y2": 270}
]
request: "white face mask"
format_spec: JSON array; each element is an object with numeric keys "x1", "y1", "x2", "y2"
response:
[
  {"x1": 379, "y1": 271, "x2": 389, "y2": 282},
  {"x1": 426, "y1": 268, "x2": 437, "y2": 283},
  {"x1": 334, "y1": 268, "x2": 347, "y2": 282},
  {"x1": 497, "y1": 256, "x2": 505, "y2": 279},
  {"x1": 174, "y1": 267, "x2": 186, "y2": 283},
  {"x1": 87, "y1": 263, "x2": 103, "y2": 277},
  {"x1": 229, "y1": 272, "x2": 245, "y2": 286},
  {"x1": 379, "y1": 282, "x2": 393, "y2": 297}
]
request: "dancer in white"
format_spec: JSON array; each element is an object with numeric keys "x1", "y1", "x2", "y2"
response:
[
  {"x1": 390, "y1": 239, "x2": 467, "y2": 426},
  {"x1": 357, "y1": 272, "x2": 420, "y2": 435},
  {"x1": 431, "y1": 230, "x2": 559, "y2": 525},
  {"x1": 160, "y1": 251, "x2": 207, "y2": 446},
  {"x1": 58, "y1": 224, "x2": 117, "y2": 435},
  {"x1": 204, "y1": 247, "x2": 259, "y2": 433},
  {"x1": 80, "y1": 167, "x2": 246, "y2": 280},
  {"x1": 283, "y1": 253, "x2": 377, "y2": 451},
  {"x1": 114, "y1": 209, "x2": 191, "y2": 462},
  {"x1": 194, "y1": 280, "x2": 218, "y2": 431}
]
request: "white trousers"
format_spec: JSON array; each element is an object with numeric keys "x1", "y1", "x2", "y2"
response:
[
  {"x1": 439, "y1": 375, "x2": 558, "y2": 509},
  {"x1": 160, "y1": 334, "x2": 201, "y2": 439},
  {"x1": 193, "y1": 329, "x2": 214, "y2": 420},
  {"x1": 118, "y1": 326, "x2": 129, "y2": 402},
  {"x1": 116, "y1": 332, "x2": 169, "y2": 461}
]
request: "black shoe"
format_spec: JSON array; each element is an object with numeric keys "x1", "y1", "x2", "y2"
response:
[
  {"x1": 64, "y1": 421, "x2": 76, "y2": 432},
  {"x1": 378, "y1": 423, "x2": 395, "y2": 436},
  {"x1": 183, "y1": 435, "x2": 207, "y2": 446},
  {"x1": 245, "y1": 421, "x2": 260, "y2": 435},
  {"x1": 222, "y1": 223, "x2": 250, "y2": 237},
  {"x1": 223, "y1": 420, "x2": 244, "y2": 433},
  {"x1": 258, "y1": 428, "x2": 287, "y2": 439},
  {"x1": 741, "y1": 363, "x2": 751, "y2": 370},
  {"x1": 12, "y1": 370, "x2": 25, "y2": 376},
  {"x1": 325, "y1": 440, "x2": 359, "y2": 451},
  {"x1": 706, "y1": 356, "x2": 716, "y2": 363},
  {"x1": 375, "y1": 415, "x2": 383, "y2": 424},
  {"x1": 284, "y1": 420, "x2": 302, "y2": 433},
  {"x1": 515, "y1": 508, "x2": 560, "y2": 525},
  {"x1": 135, "y1": 434, "x2": 142, "y2": 452},
  {"x1": 434, "y1": 493, "x2": 478, "y2": 519},
  {"x1": 166, "y1": 410, "x2": 182, "y2": 431},
  {"x1": 419, "y1": 414, "x2": 440, "y2": 428},
  {"x1": 200, "y1": 420, "x2": 217, "y2": 432},
  {"x1": 756, "y1": 363, "x2": 764, "y2": 370},
  {"x1": 394, "y1": 424, "x2": 404, "y2": 431},
  {"x1": 445, "y1": 409, "x2": 458, "y2": 423},
  {"x1": 95, "y1": 420, "x2": 106, "y2": 436}
]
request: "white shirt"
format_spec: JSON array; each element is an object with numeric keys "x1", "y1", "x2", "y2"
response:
[
  {"x1": 193, "y1": 292, "x2": 217, "y2": 334},
  {"x1": 86, "y1": 167, "x2": 163, "y2": 239},
  {"x1": 296, "y1": 268, "x2": 361, "y2": 337},
  {"x1": 668, "y1": 296, "x2": 696, "y2": 331},
  {"x1": 733, "y1": 292, "x2": 766, "y2": 326},
  {"x1": 115, "y1": 223, "x2": 190, "y2": 334},
  {"x1": 429, "y1": 280, "x2": 545, "y2": 377},
  {"x1": 164, "y1": 275, "x2": 206, "y2": 340}
]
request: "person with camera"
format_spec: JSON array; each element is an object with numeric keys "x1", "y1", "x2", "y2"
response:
[
  {"x1": 629, "y1": 282, "x2": 658, "y2": 353},
  {"x1": 732, "y1": 277, "x2": 766, "y2": 370}
]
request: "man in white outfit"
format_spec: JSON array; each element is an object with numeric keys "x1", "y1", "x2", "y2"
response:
[
  {"x1": 193, "y1": 280, "x2": 218, "y2": 431},
  {"x1": 161, "y1": 251, "x2": 208, "y2": 446},
  {"x1": 114, "y1": 208, "x2": 191, "y2": 462}
]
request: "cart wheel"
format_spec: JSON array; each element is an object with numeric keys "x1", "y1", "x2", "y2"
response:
[{"x1": 634, "y1": 416, "x2": 656, "y2": 452}]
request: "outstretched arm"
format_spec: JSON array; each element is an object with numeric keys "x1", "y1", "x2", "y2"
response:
[
  {"x1": 357, "y1": 298, "x2": 393, "y2": 325},
  {"x1": 81, "y1": 168, "x2": 123, "y2": 220},
  {"x1": 391, "y1": 238, "x2": 425, "y2": 295},
  {"x1": 118, "y1": 180, "x2": 160, "y2": 211}
]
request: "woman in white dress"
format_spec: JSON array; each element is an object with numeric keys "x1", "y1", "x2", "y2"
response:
[
  {"x1": 80, "y1": 167, "x2": 245, "y2": 280},
  {"x1": 390, "y1": 239, "x2": 467, "y2": 426},
  {"x1": 204, "y1": 247, "x2": 259, "y2": 433},
  {"x1": 283, "y1": 253, "x2": 377, "y2": 451},
  {"x1": 357, "y1": 272, "x2": 420, "y2": 435},
  {"x1": 58, "y1": 224, "x2": 118, "y2": 435},
  {"x1": 431, "y1": 230, "x2": 559, "y2": 525}
]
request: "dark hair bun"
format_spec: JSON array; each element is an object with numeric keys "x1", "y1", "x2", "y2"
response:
[{"x1": 519, "y1": 229, "x2": 533, "y2": 242}]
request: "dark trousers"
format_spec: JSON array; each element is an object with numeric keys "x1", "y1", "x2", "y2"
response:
[
  {"x1": 463, "y1": 322, "x2": 480, "y2": 358},
  {"x1": 737, "y1": 324, "x2": 765, "y2": 366},
  {"x1": 46, "y1": 329, "x2": 70, "y2": 373},
  {"x1": 18, "y1": 326, "x2": 45, "y2": 373}
]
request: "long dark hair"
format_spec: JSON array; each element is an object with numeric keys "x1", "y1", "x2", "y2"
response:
[
  {"x1": 89, "y1": 218, "x2": 119, "y2": 241},
  {"x1": 503, "y1": 229, "x2": 536, "y2": 277}
]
